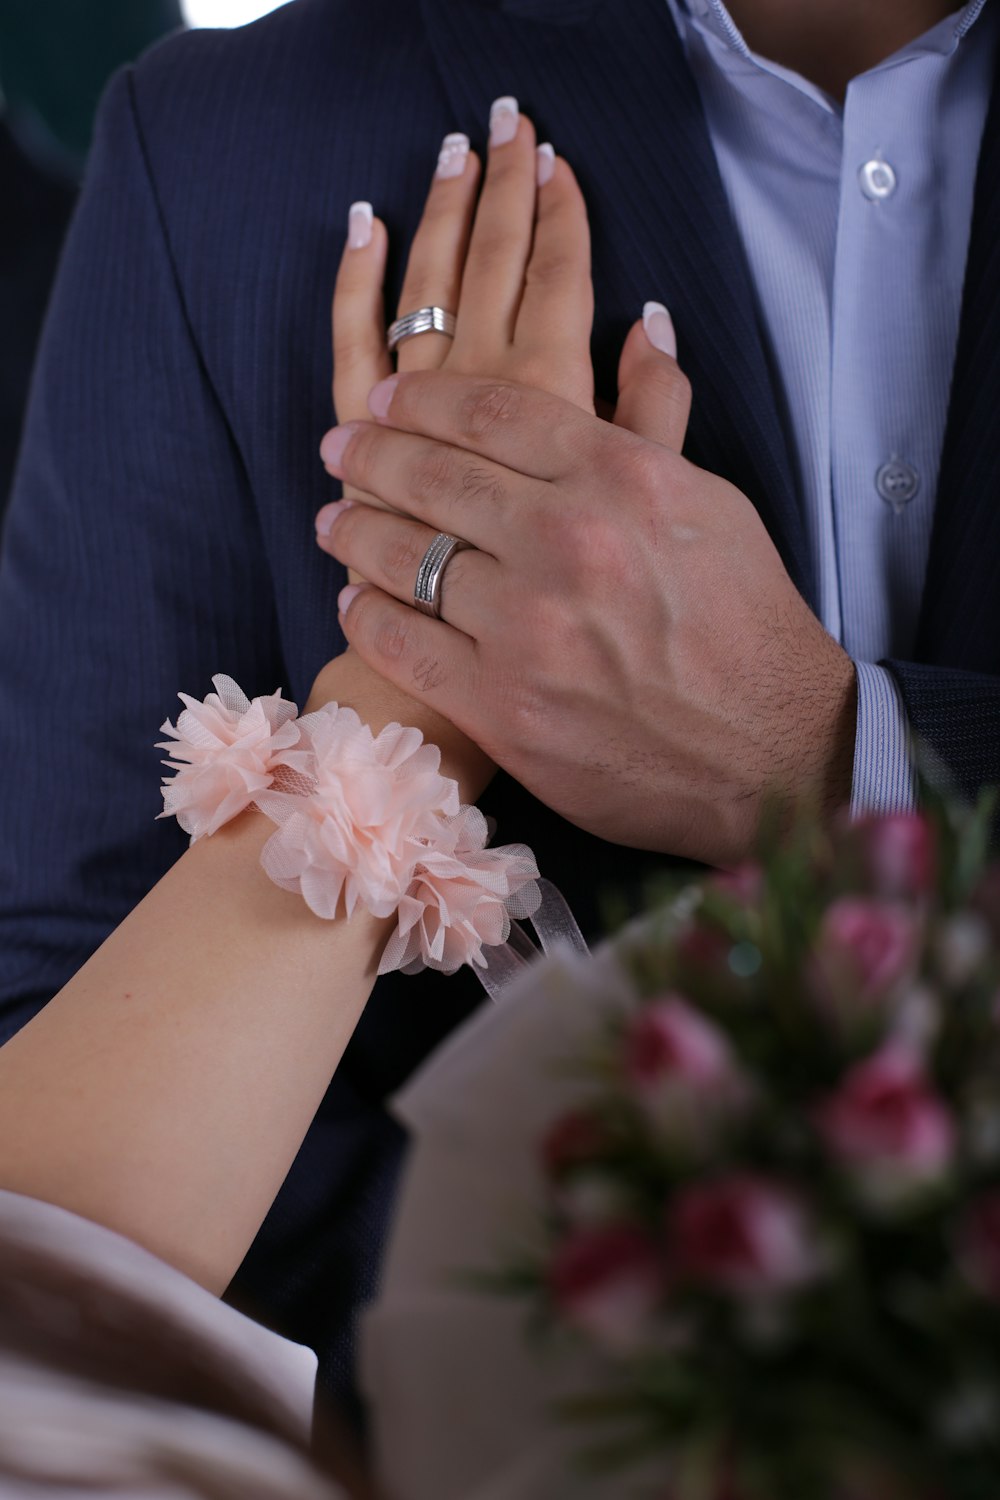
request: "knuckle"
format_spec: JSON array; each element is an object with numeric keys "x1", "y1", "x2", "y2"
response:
[
  {"x1": 459, "y1": 381, "x2": 522, "y2": 442},
  {"x1": 381, "y1": 529, "x2": 427, "y2": 586},
  {"x1": 410, "y1": 655, "x2": 448, "y2": 694},
  {"x1": 524, "y1": 248, "x2": 576, "y2": 286},
  {"x1": 408, "y1": 444, "x2": 459, "y2": 505},
  {"x1": 468, "y1": 229, "x2": 521, "y2": 279},
  {"x1": 341, "y1": 423, "x2": 379, "y2": 487},
  {"x1": 459, "y1": 463, "x2": 506, "y2": 507},
  {"x1": 608, "y1": 435, "x2": 663, "y2": 495},
  {"x1": 372, "y1": 609, "x2": 414, "y2": 664}
]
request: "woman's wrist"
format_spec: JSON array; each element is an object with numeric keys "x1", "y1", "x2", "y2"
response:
[{"x1": 305, "y1": 647, "x2": 495, "y2": 802}]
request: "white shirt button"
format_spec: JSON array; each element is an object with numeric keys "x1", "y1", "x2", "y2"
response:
[
  {"x1": 859, "y1": 158, "x2": 898, "y2": 200},
  {"x1": 876, "y1": 459, "x2": 920, "y2": 511}
]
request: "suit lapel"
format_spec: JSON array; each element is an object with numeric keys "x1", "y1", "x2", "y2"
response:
[
  {"x1": 916, "y1": 52, "x2": 1000, "y2": 670},
  {"x1": 419, "y1": 0, "x2": 812, "y2": 601}
]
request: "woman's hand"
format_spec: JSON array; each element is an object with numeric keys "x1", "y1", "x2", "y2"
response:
[{"x1": 307, "y1": 102, "x2": 596, "y2": 784}]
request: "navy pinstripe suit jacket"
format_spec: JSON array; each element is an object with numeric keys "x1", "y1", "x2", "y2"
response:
[{"x1": 2, "y1": 0, "x2": 999, "y2": 1404}]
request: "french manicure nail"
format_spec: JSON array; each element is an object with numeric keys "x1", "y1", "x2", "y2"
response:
[
  {"x1": 368, "y1": 375, "x2": 399, "y2": 420},
  {"x1": 319, "y1": 424, "x2": 358, "y2": 472},
  {"x1": 338, "y1": 583, "x2": 364, "y2": 615},
  {"x1": 642, "y1": 300, "x2": 677, "y2": 358},
  {"x1": 315, "y1": 499, "x2": 355, "y2": 538},
  {"x1": 489, "y1": 95, "x2": 519, "y2": 147},
  {"x1": 436, "y1": 132, "x2": 471, "y2": 179},
  {"x1": 348, "y1": 201, "x2": 373, "y2": 249},
  {"x1": 536, "y1": 142, "x2": 555, "y2": 186}
]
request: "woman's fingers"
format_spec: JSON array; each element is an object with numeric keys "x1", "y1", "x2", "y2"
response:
[
  {"x1": 514, "y1": 149, "x2": 594, "y2": 408},
  {"x1": 331, "y1": 202, "x2": 396, "y2": 566},
  {"x1": 452, "y1": 98, "x2": 539, "y2": 356},
  {"x1": 332, "y1": 202, "x2": 392, "y2": 425},
  {"x1": 394, "y1": 133, "x2": 482, "y2": 373},
  {"x1": 613, "y1": 304, "x2": 692, "y2": 452}
]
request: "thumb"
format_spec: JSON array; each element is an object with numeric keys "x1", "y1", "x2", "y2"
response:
[{"x1": 613, "y1": 302, "x2": 692, "y2": 451}]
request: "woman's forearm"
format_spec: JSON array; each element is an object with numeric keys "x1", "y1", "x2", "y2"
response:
[{"x1": 0, "y1": 653, "x2": 491, "y2": 1293}]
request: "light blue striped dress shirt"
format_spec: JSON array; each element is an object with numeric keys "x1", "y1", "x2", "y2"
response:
[{"x1": 665, "y1": 0, "x2": 999, "y2": 813}]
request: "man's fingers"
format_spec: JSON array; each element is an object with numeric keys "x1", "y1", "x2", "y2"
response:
[
  {"x1": 317, "y1": 501, "x2": 498, "y2": 638},
  {"x1": 360, "y1": 368, "x2": 595, "y2": 481},
  {"x1": 613, "y1": 304, "x2": 692, "y2": 452},
  {"x1": 337, "y1": 582, "x2": 480, "y2": 731},
  {"x1": 395, "y1": 134, "x2": 482, "y2": 373},
  {"x1": 332, "y1": 202, "x2": 392, "y2": 422},
  {"x1": 320, "y1": 418, "x2": 544, "y2": 547}
]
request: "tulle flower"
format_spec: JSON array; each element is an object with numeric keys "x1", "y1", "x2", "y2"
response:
[
  {"x1": 157, "y1": 682, "x2": 546, "y2": 979},
  {"x1": 380, "y1": 805, "x2": 542, "y2": 975},
  {"x1": 256, "y1": 702, "x2": 461, "y2": 920},
  {"x1": 157, "y1": 674, "x2": 302, "y2": 841}
]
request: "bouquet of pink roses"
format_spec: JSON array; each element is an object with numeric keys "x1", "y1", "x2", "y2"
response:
[{"x1": 508, "y1": 799, "x2": 1000, "y2": 1499}]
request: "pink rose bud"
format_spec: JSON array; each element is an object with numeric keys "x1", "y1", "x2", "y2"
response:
[
  {"x1": 816, "y1": 1044, "x2": 955, "y2": 1201},
  {"x1": 548, "y1": 1222, "x2": 664, "y2": 1353},
  {"x1": 541, "y1": 1109, "x2": 610, "y2": 1181},
  {"x1": 624, "y1": 997, "x2": 747, "y2": 1145},
  {"x1": 858, "y1": 812, "x2": 936, "y2": 899},
  {"x1": 812, "y1": 898, "x2": 918, "y2": 1011},
  {"x1": 957, "y1": 1192, "x2": 1000, "y2": 1302},
  {"x1": 668, "y1": 1174, "x2": 820, "y2": 1297}
]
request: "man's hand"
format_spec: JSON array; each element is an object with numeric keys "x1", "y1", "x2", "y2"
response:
[{"x1": 316, "y1": 355, "x2": 856, "y2": 867}]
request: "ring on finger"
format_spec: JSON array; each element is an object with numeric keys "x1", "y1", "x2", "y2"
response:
[
  {"x1": 413, "y1": 532, "x2": 472, "y2": 619},
  {"x1": 387, "y1": 306, "x2": 457, "y2": 353}
]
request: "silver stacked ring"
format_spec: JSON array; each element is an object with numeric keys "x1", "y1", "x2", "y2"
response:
[
  {"x1": 387, "y1": 306, "x2": 457, "y2": 354},
  {"x1": 413, "y1": 532, "x2": 470, "y2": 619}
]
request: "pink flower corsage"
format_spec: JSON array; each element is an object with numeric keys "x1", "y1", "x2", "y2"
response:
[
  {"x1": 381, "y1": 804, "x2": 542, "y2": 975},
  {"x1": 158, "y1": 680, "x2": 543, "y2": 977},
  {"x1": 256, "y1": 703, "x2": 461, "y2": 921},
  {"x1": 157, "y1": 674, "x2": 302, "y2": 841}
]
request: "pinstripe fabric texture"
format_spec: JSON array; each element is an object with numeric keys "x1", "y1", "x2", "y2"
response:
[{"x1": 2, "y1": 0, "x2": 999, "y2": 1403}]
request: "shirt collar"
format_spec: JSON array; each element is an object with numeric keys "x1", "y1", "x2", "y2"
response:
[{"x1": 667, "y1": 0, "x2": 992, "y2": 77}]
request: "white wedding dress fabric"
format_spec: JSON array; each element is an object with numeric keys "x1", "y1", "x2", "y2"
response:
[
  {"x1": 362, "y1": 933, "x2": 671, "y2": 1500},
  {"x1": 0, "y1": 1189, "x2": 334, "y2": 1499}
]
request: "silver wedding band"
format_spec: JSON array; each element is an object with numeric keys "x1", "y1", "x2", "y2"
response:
[
  {"x1": 387, "y1": 305, "x2": 457, "y2": 354},
  {"x1": 413, "y1": 532, "x2": 470, "y2": 619}
]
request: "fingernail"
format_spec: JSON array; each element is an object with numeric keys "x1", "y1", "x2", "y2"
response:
[
  {"x1": 315, "y1": 498, "x2": 355, "y2": 538},
  {"x1": 536, "y1": 142, "x2": 555, "y2": 186},
  {"x1": 338, "y1": 583, "x2": 364, "y2": 615},
  {"x1": 348, "y1": 201, "x2": 373, "y2": 249},
  {"x1": 436, "y1": 132, "x2": 471, "y2": 179},
  {"x1": 642, "y1": 301, "x2": 677, "y2": 358},
  {"x1": 319, "y1": 424, "x2": 358, "y2": 473},
  {"x1": 368, "y1": 375, "x2": 399, "y2": 421},
  {"x1": 489, "y1": 96, "x2": 519, "y2": 147}
]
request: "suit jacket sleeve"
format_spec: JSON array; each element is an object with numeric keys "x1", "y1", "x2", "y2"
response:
[
  {"x1": 0, "y1": 66, "x2": 286, "y2": 1044},
  {"x1": 882, "y1": 659, "x2": 1000, "y2": 807}
]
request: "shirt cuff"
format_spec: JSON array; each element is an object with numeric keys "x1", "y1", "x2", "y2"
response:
[{"x1": 850, "y1": 661, "x2": 918, "y2": 817}]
